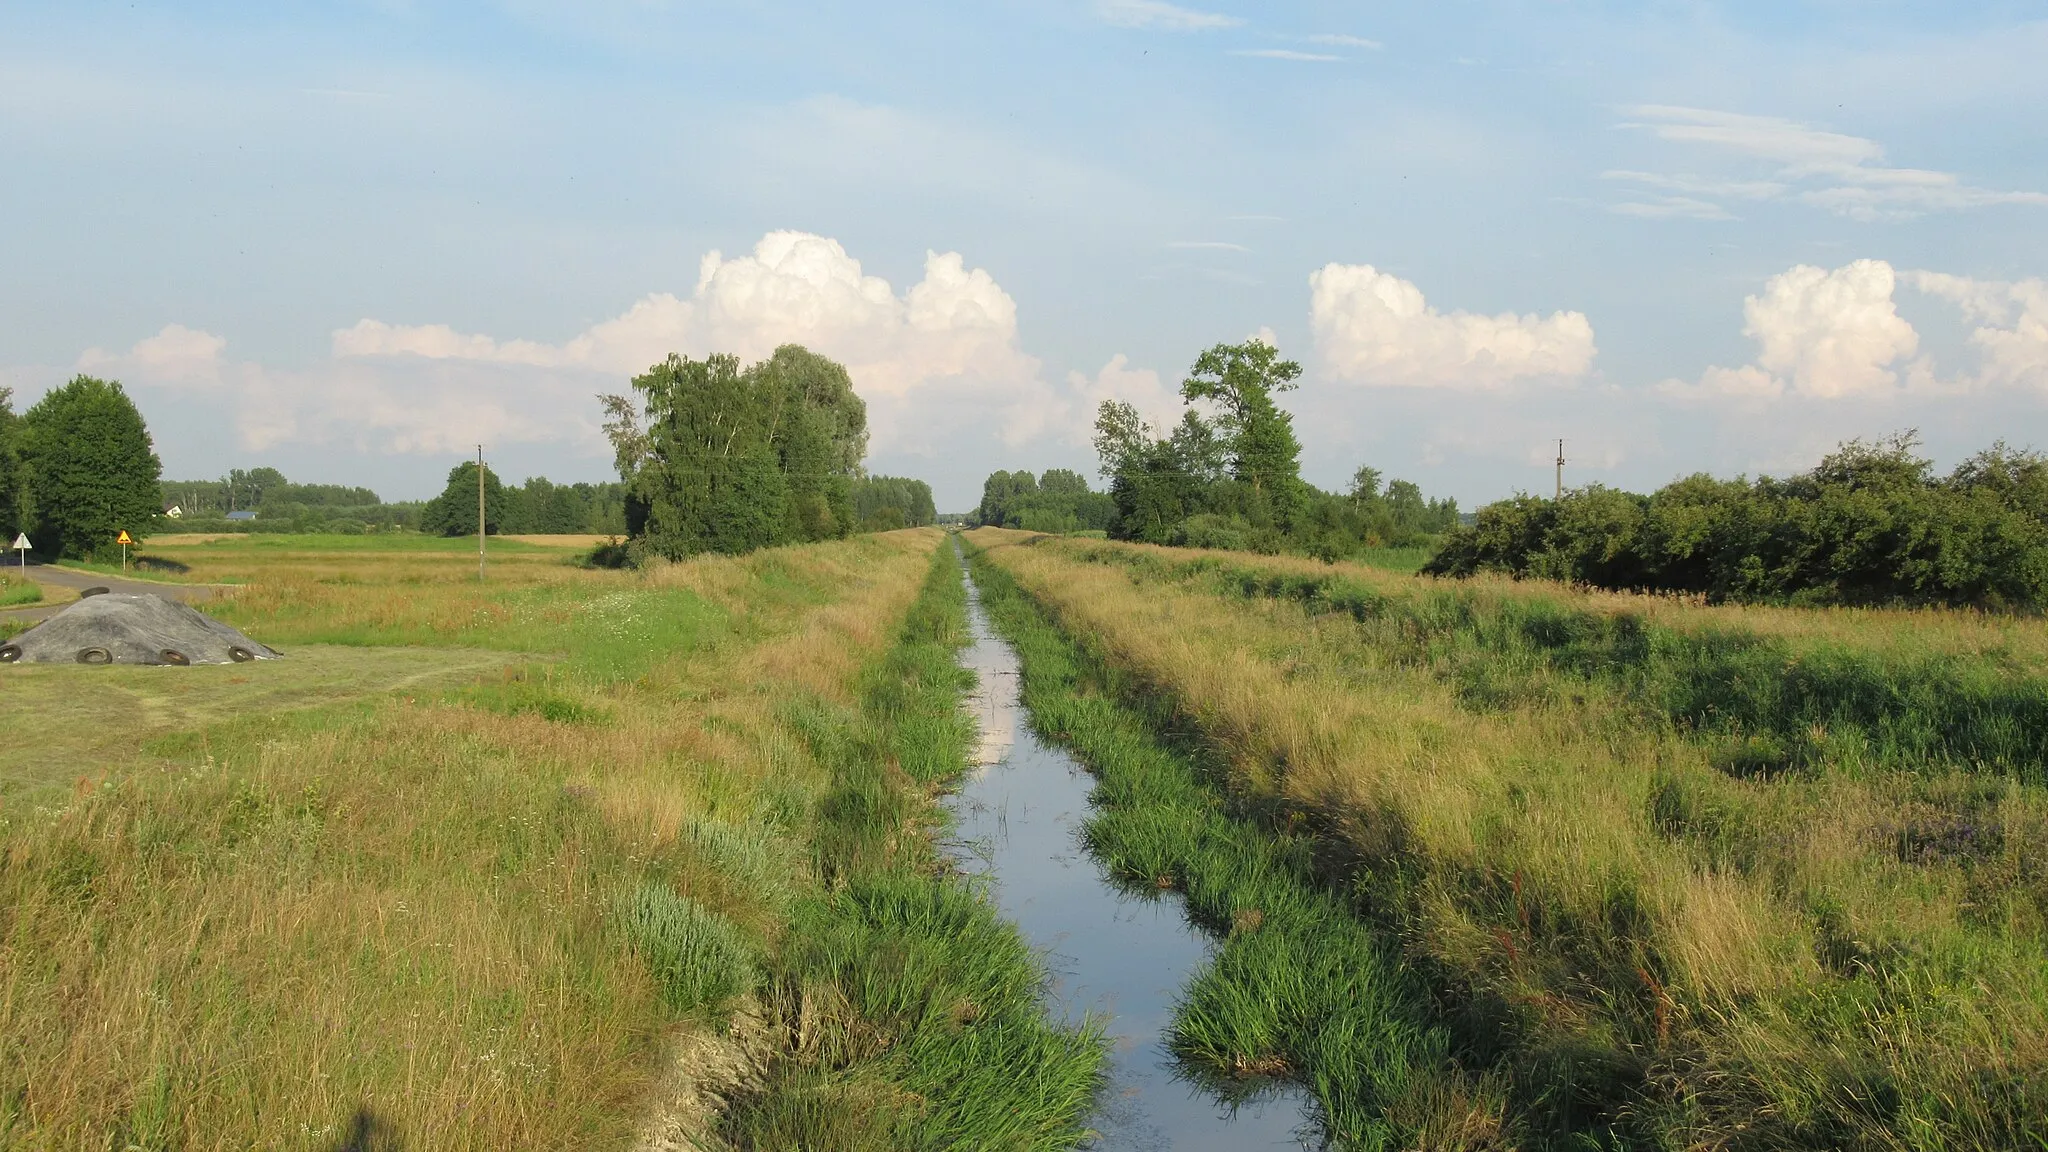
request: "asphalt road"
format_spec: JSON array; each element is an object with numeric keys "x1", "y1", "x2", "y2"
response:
[{"x1": 1, "y1": 562, "x2": 219, "y2": 624}]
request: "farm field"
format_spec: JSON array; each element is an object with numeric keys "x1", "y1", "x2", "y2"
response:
[
  {"x1": 0, "y1": 530, "x2": 1099, "y2": 1150},
  {"x1": 968, "y1": 527, "x2": 2048, "y2": 1150}
]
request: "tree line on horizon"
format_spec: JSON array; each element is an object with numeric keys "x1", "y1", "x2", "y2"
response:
[
  {"x1": 1428, "y1": 432, "x2": 2048, "y2": 610},
  {"x1": 0, "y1": 350, "x2": 940, "y2": 564}
]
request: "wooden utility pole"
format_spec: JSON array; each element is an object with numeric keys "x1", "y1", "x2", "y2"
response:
[
  {"x1": 477, "y1": 445, "x2": 487, "y2": 582},
  {"x1": 1555, "y1": 439, "x2": 1566, "y2": 500}
]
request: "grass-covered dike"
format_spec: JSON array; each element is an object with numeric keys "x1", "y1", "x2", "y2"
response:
[{"x1": 972, "y1": 527, "x2": 2048, "y2": 1151}]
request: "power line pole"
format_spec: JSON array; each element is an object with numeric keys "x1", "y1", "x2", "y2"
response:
[
  {"x1": 477, "y1": 444, "x2": 487, "y2": 582},
  {"x1": 1555, "y1": 438, "x2": 1566, "y2": 500}
]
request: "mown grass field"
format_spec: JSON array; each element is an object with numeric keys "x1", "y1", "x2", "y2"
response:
[
  {"x1": 0, "y1": 530, "x2": 1100, "y2": 1150},
  {"x1": 969, "y1": 527, "x2": 2048, "y2": 1150}
]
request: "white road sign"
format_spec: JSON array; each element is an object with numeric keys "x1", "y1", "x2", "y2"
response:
[{"x1": 9, "y1": 533, "x2": 25, "y2": 551}]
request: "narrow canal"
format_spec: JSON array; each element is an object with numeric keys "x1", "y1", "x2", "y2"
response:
[{"x1": 946, "y1": 547, "x2": 1321, "y2": 1150}]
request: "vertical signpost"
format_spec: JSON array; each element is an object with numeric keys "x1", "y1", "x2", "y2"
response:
[
  {"x1": 117, "y1": 529, "x2": 133, "y2": 573},
  {"x1": 477, "y1": 445, "x2": 487, "y2": 583},
  {"x1": 11, "y1": 532, "x2": 27, "y2": 574}
]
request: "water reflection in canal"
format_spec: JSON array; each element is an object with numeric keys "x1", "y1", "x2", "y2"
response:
[{"x1": 947, "y1": 548, "x2": 1321, "y2": 1150}]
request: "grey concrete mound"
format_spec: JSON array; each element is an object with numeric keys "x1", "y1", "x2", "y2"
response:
[{"x1": 0, "y1": 593, "x2": 281, "y2": 666}]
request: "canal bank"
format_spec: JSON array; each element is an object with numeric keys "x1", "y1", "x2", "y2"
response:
[{"x1": 959, "y1": 536, "x2": 1463, "y2": 1151}]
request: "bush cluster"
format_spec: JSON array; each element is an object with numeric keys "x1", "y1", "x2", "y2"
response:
[{"x1": 1426, "y1": 433, "x2": 2048, "y2": 610}]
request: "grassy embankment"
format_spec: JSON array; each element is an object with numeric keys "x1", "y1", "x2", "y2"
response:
[
  {"x1": 0, "y1": 530, "x2": 1099, "y2": 1149},
  {"x1": 969, "y1": 527, "x2": 2048, "y2": 1150}
]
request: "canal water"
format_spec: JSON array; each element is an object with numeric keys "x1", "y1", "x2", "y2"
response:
[{"x1": 946, "y1": 549, "x2": 1321, "y2": 1150}]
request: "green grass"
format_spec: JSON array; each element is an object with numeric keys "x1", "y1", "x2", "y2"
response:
[
  {"x1": 613, "y1": 881, "x2": 760, "y2": 1016},
  {"x1": 0, "y1": 575, "x2": 41, "y2": 607},
  {"x1": 163, "y1": 531, "x2": 575, "y2": 554},
  {"x1": 723, "y1": 541, "x2": 1107, "y2": 1151},
  {"x1": 1351, "y1": 545, "x2": 1434, "y2": 573},
  {"x1": 967, "y1": 540, "x2": 1462, "y2": 1151},
  {"x1": 0, "y1": 531, "x2": 961, "y2": 1148},
  {"x1": 1075, "y1": 543, "x2": 2048, "y2": 784},
  {"x1": 0, "y1": 645, "x2": 508, "y2": 814}
]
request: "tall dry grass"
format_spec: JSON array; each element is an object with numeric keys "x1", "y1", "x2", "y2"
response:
[
  {"x1": 0, "y1": 530, "x2": 944, "y2": 1149},
  {"x1": 971, "y1": 528, "x2": 2048, "y2": 1149}
]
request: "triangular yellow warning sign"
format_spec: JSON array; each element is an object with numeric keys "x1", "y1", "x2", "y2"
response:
[{"x1": 116, "y1": 530, "x2": 133, "y2": 545}]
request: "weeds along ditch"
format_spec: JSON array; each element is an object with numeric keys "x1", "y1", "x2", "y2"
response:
[
  {"x1": 965, "y1": 541, "x2": 1464, "y2": 1150},
  {"x1": 716, "y1": 541, "x2": 1106, "y2": 1151},
  {"x1": 968, "y1": 529, "x2": 2048, "y2": 1151},
  {"x1": 1062, "y1": 541, "x2": 2048, "y2": 784}
]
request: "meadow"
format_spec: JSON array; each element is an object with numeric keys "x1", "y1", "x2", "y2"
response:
[
  {"x1": 0, "y1": 530, "x2": 1099, "y2": 1149},
  {"x1": 968, "y1": 527, "x2": 2048, "y2": 1150}
]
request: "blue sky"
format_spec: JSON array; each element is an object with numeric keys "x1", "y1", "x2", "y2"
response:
[{"x1": 4, "y1": 0, "x2": 2046, "y2": 510}]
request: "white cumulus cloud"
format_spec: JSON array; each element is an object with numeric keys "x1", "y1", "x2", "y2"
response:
[
  {"x1": 1666, "y1": 260, "x2": 1920, "y2": 400},
  {"x1": 1910, "y1": 271, "x2": 2048, "y2": 391},
  {"x1": 336, "y1": 231, "x2": 1037, "y2": 405},
  {"x1": 1066, "y1": 353, "x2": 1182, "y2": 437},
  {"x1": 73, "y1": 233, "x2": 1049, "y2": 459},
  {"x1": 1746, "y1": 261, "x2": 1918, "y2": 397},
  {"x1": 78, "y1": 324, "x2": 229, "y2": 384},
  {"x1": 1308, "y1": 264, "x2": 1596, "y2": 387}
]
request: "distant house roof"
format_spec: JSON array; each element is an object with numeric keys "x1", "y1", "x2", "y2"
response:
[{"x1": 225, "y1": 511, "x2": 257, "y2": 521}]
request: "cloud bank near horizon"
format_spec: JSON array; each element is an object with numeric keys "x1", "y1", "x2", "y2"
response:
[{"x1": 48, "y1": 233, "x2": 2048, "y2": 504}]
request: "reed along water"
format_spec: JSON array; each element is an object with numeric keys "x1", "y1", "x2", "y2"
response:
[{"x1": 947, "y1": 548, "x2": 1320, "y2": 1149}]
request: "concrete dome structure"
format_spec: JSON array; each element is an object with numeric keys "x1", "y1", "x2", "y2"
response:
[{"x1": 0, "y1": 592, "x2": 281, "y2": 666}]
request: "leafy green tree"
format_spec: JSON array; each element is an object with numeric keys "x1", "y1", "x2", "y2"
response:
[
  {"x1": 602, "y1": 346, "x2": 868, "y2": 559},
  {"x1": 21, "y1": 376, "x2": 163, "y2": 559},
  {"x1": 0, "y1": 389, "x2": 23, "y2": 535},
  {"x1": 1180, "y1": 339, "x2": 1306, "y2": 528},
  {"x1": 626, "y1": 353, "x2": 791, "y2": 558},
  {"x1": 750, "y1": 344, "x2": 868, "y2": 470},
  {"x1": 422, "y1": 461, "x2": 506, "y2": 537},
  {"x1": 1348, "y1": 465, "x2": 1382, "y2": 503},
  {"x1": 229, "y1": 466, "x2": 288, "y2": 511},
  {"x1": 749, "y1": 345, "x2": 866, "y2": 542}
]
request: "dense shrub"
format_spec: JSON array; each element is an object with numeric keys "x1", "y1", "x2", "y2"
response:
[{"x1": 1427, "y1": 434, "x2": 2048, "y2": 610}]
